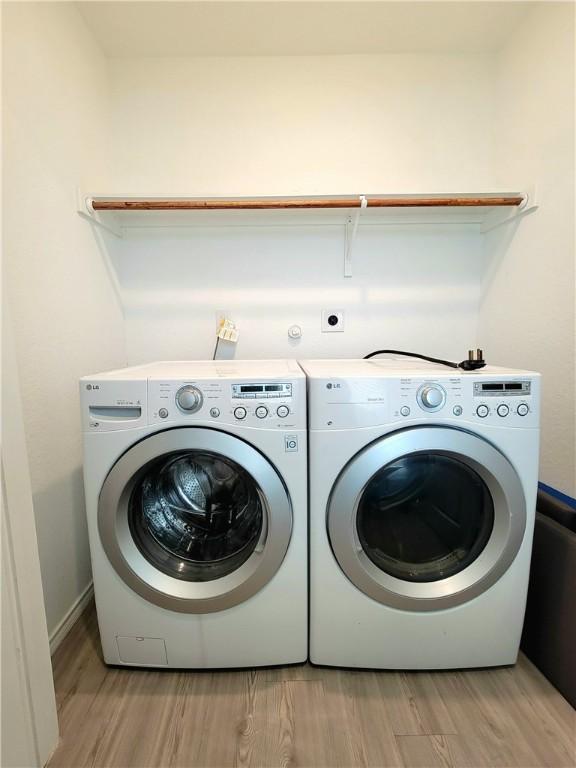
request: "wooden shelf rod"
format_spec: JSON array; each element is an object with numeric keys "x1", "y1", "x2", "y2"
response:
[{"x1": 91, "y1": 195, "x2": 525, "y2": 212}]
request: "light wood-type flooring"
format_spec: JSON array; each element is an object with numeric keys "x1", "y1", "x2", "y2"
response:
[{"x1": 49, "y1": 603, "x2": 575, "y2": 768}]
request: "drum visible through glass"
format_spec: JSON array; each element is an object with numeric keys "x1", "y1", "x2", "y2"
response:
[
  {"x1": 356, "y1": 454, "x2": 494, "y2": 583},
  {"x1": 129, "y1": 451, "x2": 264, "y2": 581}
]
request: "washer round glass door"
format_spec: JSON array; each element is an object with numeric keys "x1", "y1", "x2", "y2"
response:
[
  {"x1": 98, "y1": 428, "x2": 292, "y2": 613},
  {"x1": 328, "y1": 427, "x2": 526, "y2": 611}
]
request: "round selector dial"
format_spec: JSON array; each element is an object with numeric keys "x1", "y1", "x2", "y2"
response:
[
  {"x1": 417, "y1": 384, "x2": 446, "y2": 411},
  {"x1": 175, "y1": 385, "x2": 203, "y2": 413}
]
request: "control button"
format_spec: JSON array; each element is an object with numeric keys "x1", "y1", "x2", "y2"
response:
[
  {"x1": 209, "y1": 407, "x2": 220, "y2": 418},
  {"x1": 285, "y1": 435, "x2": 298, "y2": 452},
  {"x1": 517, "y1": 403, "x2": 529, "y2": 417},
  {"x1": 255, "y1": 405, "x2": 268, "y2": 419},
  {"x1": 418, "y1": 384, "x2": 446, "y2": 411},
  {"x1": 234, "y1": 407, "x2": 247, "y2": 420},
  {"x1": 476, "y1": 404, "x2": 489, "y2": 418},
  {"x1": 158, "y1": 408, "x2": 169, "y2": 419},
  {"x1": 453, "y1": 405, "x2": 463, "y2": 416},
  {"x1": 400, "y1": 406, "x2": 411, "y2": 417},
  {"x1": 277, "y1": 405, "x2": 290, "y2": 418},
  {"x1": 176, "y1": 385, "x2": 203, "y2": 413},
  {"x1": 497, "y1": 404, "x2": 509, "y2": 417}
]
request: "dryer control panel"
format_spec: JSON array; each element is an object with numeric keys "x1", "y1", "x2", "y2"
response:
[
  {"x1": 396, "y1": 376, "x2": 539, "y2": 427},
  {"x1": 306, "y1": 370, "x2": 540, "y2": 430}
]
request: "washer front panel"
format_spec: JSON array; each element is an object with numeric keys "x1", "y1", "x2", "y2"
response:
[
  {"x1": 327, "y1": 427, "x2": 526, "y2": 611},
  {"x1": 98, "y1": 428, "x2": 292, "y2": 613}
]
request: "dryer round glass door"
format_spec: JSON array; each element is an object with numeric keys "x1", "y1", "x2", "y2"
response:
[
  {"x1": 328, "y1": 427, "x2": 526, "y2": 611},
  {"x1": 98, "y1": 428, "x2": 292, "y2": 613},
  {"x1": 356, "y1": 453, "x2": 495, "y2": 583}
]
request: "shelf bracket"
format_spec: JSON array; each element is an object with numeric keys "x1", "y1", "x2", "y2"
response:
[
  {"x1": 76, "y1": 190, "x2": 122, "y2": 238},
  {"x1": 344, "y1": 195, "x2": 367, "y2": 277},
  {"x1": 481, "y1": 186, "x2": 539, "y2": 234}
]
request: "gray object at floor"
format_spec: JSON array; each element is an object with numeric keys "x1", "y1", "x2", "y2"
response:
[{"x1": 521, "y1": 489, "x2": 576, "y2": 708}]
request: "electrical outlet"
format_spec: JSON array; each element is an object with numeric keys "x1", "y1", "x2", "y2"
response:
[{"x1": 321, "y1": 309, "x2": 344, "y2": 333}]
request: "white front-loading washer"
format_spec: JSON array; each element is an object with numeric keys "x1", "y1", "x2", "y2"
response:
[
  {"x1": 300, "y1": 358, "x2": 540, "y2": 669},
  {"x1": 81, "y1": 360, "x2": 307, "y2": 668}
]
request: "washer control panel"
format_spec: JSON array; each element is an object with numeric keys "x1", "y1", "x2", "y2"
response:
[{"x1": 147, "y1": 378, "x2": 302, "y2": 428}]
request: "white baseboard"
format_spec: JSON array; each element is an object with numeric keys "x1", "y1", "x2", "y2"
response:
[{"x1": 49, "y1": 582, "x2": 94, "y2": 656}]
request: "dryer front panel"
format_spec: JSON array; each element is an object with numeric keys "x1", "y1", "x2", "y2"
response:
[
  {"x1": 328, "y1": 427, "x2": 526, "y2": 611},
  {"x1": 98, "y1": 428, "x2": 292, "y2": 613}
]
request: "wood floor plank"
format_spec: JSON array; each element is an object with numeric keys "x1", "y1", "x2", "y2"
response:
[
  {"x1": 88, "y1": 669, "x2": 187, "y2": 768},
  {"x1": 236, "y1": 669, "x2": 260, "y2": 768},
  {"x1": 396, "y1": 735, "x2": 453, "y2": 768},
  {"x1": 284, "y1": 680, "x2": 331, "y2": 767},
  {"x1": 47, "y1": 605, "x2": 576, "y2": 768},
  {"x1": 458, "y1": 667, "x2": 552, "y2": 767},
  {"x1": 485, "y1": 667, "x2": 576, "y2": 767},
  {"x1": 398, "y1": 672, "x2": 459, "y2": 736},
  {"x1": 338, "y1": 671, "x2": 404, "y2": 767},
  {"x1": 433, "y1": 670, "x2": 531, "y2": 768},
  {"x1": 150, "y1": 670, "x2": 240, "y2": 768},
  {"x1": 51, "y1": 600, "x2": 107, "y2": 716},
  {"x1": 375, "y1": 672, "x2": 424, "y2": 736},
  {"x1": 316, "y1": 672, "x2": 366, "y2": 767},
  {"x1": 240, "y1": 680, "x2": 294, "y2": 768},
  {"x1": 514, "y1": 654, "x2": 576, "y2": 747}
]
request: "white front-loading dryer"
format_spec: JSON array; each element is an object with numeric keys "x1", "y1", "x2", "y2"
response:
[
  {"x1": 81, "y1": 360, "x2": 307, "y2": 668},
  {"x1": 300, "y1": 358, "x2": 540, "y2": 669}
]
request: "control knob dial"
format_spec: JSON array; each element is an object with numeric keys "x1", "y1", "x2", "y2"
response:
[
  {"x1": 418, "y1": 384, "x2": 446, "y2": 410},
  {"x1": 175, "y1": 385, "x2": 203, "y2": 413}
]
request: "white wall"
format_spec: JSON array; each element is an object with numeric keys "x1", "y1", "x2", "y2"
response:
[
  {"x1": 1, "y1": 302, "x2": 59, "y2": 766},
  {"x1": 115, "y1": 222, "x2": 484, "y2": 363},
  {"x1": 480, "y1": 3, "x2": 575, "y2": 497},
  {"x1": 110, "y1": 53, "x2": 496, "y2": 195},
  {"x1": 2, "y1": 2, "x2": 126, "y2": 637},
  {"x1": 108, "y1": 53, "x2": 496, "y2": 364}
]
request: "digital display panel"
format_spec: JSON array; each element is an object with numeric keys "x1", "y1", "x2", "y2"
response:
[
  {"x1": 232, "y1": 382, "x2": 292, "y2": 398},
  {"x1": 474, "y1": 380, "x2": 530, "y2": 397}
]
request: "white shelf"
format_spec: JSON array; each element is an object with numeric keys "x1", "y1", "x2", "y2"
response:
[
  {"x1": 77, "y1": 191, "x2": 537, "y2": 275},
  {"x1": 78, "y1": 191, "x2": 536, "y2": 234}
]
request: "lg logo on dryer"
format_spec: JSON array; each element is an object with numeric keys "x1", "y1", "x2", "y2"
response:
[
  {"x1": 326, "y1": 382, "x2": 341, "y2": 390},
  {"x1": 86, "y1": 384, "x2": 100, "y2": 390}
]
